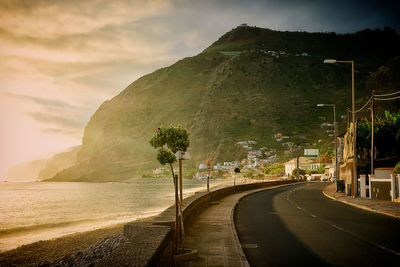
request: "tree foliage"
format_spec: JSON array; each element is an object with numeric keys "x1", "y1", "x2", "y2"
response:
[
  {"x1": 357, "y1": 110, "x2": 400, "y2": 160},
  {"x1": 306, "y1": 166, "x2": 325, "y2": 175},
  {"x1": 394, "y1": 162, "x2": 400, "y2": 174},
  {"x1": 149, "y1": 125, "x2": 190, "y2": 167},
  {"x1": 291, "y1": 168, "x2": 306, "y2": 177},
  {"x1": 264, "y1": 164, "x2": 284, "y2": 175}
]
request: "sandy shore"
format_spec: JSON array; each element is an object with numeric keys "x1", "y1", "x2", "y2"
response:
[
  {"x1": 0, "y1": 177, "x2": 277, "y2": 265},
  {"x1": 0, "y1": 223, "x2": 124, "y2": 266}
]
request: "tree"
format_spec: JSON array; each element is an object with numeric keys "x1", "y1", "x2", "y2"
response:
[
  {"x1": 149, "y1": 125, "x2": 190, "y2": 253},
  {"x1": 149, "y1": 125, "x2": 190, "y2": 178},
  {"x1": 264, "y1": 164, "x2": 284, "y2": 175},
  {"x1": 256, "y1": 173, "x2": 265, "y2": 180},
  {"x1": 291, "y1": 168, "x2": 306, "y2": 179},
  {"x1": 357, "y1": 117, "x2": 371, "y2": 159},
  {"x1": 356, "y1": 110, "x2": 400, "y2": 160}
]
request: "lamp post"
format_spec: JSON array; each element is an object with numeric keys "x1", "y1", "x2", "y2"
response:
[
  {"x1": 317, "y1": 103, "x2": 338, "y2": 180},
  {"x1": 324, "y1": 59, "x2": 357, "y2": 197}
]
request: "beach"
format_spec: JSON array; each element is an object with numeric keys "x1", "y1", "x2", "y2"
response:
[
  {"x1": 0, "y1": 222, "x2": 124, "y2": 266},
  {"x1": 0, "y1": 177, "x2": 271, "y2": 265}
]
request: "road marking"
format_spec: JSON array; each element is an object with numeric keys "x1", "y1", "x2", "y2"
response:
[
  {"x1": 377, "y1": 245, "x2": 400, "y2": 256},
  {"x1": 331, "y1": 224, "x2": 344, "y2": 231},
  {"x1": 242, "y1": 243, "x2": 258, "y2": 249},
  {"x1": 285, "y1": 185, "x2": 400, "y2": 257}
]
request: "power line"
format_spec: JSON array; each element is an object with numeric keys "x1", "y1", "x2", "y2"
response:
[
  {"x1": 374, "y1": 90, "x2": 400, "y2": 97},
  {"x1": 348, "y1": 97, "x2": 372, "y2": 114},
  {"x1": 375, "y1": 95, "x2": 400, "y2": 101},
  {"x1": 345, "y1": 90, "x2": 399, "y2": 115}
]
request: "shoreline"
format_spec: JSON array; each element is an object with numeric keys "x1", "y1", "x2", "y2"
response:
[
  {"x1": 0, "y1": 177, "x2": 275, "y2": 265},
  {"x1": 0, "y1": 222, "x2": 124, "y2": 266}
]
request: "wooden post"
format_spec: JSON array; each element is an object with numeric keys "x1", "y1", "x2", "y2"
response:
[
  {"x1": 179, "y1": 158, "x2": 183, "y2": 204},
  {"x1": 207, "y1": 174, "x2": 209, "y2": 192},
  {"x1": 174, "y1": 174, "x2": 179, "y2": 253}
]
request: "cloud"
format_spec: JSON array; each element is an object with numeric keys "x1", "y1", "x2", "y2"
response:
[
  {"x1": 41, "y1": 128, "x2": 83, "y2": 140},
  {"x1": 2, "y1": 92, "x2": 77, "y2": 110},
  {"x1": 0, "y1": 0, "x2": 172, "y2": 38},
  {"x1": 27, "y1": 112, "x2": 86, "y2": 129}
]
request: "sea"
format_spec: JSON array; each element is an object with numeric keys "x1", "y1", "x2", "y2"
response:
[{"x1": 0, "y1": 178, "x2": 218, "y2": 252}]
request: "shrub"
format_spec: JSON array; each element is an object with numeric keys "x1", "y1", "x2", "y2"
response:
[
  {"x1": 394, "y1": 162, "x2": 400, "y2": 174},
  {"x1": 291, "y1": 168, "x2": 306, "y2": 179}
]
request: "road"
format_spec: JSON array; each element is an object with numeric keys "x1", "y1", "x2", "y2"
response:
[{"x1": 234, "y1": 182, "x2": 400, "y2": 266}]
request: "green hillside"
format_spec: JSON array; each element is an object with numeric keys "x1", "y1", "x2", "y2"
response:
[{"x1": 49, "y1": 26, "x2": 400, "y2": 182}]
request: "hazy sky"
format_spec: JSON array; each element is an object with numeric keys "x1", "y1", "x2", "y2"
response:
[{"x1": 0, "y1": 0, "x2": 399, "y2": 177}]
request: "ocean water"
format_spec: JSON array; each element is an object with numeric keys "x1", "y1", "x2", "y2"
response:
[{"x1": 0, "y1": 178, "x2": 212, "y2": 252}]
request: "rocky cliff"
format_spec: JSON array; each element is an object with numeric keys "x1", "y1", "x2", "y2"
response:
[{"x1": 49, "y1": 26, "x2": 400, "y2": 181}]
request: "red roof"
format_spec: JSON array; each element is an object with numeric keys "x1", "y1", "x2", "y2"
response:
[{"x1": 312, "y1": 155, "x2": 333, "y2": 164}]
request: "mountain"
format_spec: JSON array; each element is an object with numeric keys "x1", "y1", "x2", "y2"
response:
[
  {"x1": 49, "y1": 25, "x2": 400, "y2": 182},
  {"x1": 5, "y1": 146, "x2": 79, "y2": 182},
  {"x1": 37, "y1": 146, "x2": 79, "y2": 181},
  {"x1": 5, "y1": 158, "x2": 48, "y2": 182}
]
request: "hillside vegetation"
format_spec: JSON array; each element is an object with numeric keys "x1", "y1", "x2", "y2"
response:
[{"x1": 48, "y1": 26, "x2": 400, "y2": 182}]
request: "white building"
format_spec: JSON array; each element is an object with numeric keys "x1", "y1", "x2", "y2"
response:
[
  {"x1": 153, "y1": 167, "x2": 166, "y2": 176},
  {"x1": 284, "y1": 157, "x2": 313, "y2": 175},
  {"x1": 199, "y1": 163, "x2": 208, "y2": 170}
]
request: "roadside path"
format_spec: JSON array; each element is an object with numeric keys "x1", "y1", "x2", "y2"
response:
[{"x1": 181, "y1": 184, "x2": 296, "y2": 267}]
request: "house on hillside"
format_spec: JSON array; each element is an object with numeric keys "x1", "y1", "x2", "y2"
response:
[
  {"x1": 321, "y1": 122, "x2": 333, "y2": 128},
  {"x1": 198, "y1": 163, "x2": 208, "y2": 170},
  {"x1": 311, "y1": 155, "x2": 334, "y2": 170},
  {"x1": 284, "y1": 157, "x2": 313, "y2": 175},
  {"x1": 153, "y1": 167, "x2": 166, "y2": 176}
]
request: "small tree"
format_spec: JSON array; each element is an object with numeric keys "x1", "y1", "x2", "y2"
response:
[
  {"x1": 149, "y1": 125, "x2": 190, "y2": 178},
  {"x1": 256, "y1": 173, "x2": 265, "y2": 181},
  {"x1": 149, "y1": 125, "x2": 190, "y2": 252},
  {"x1": 291, "y1": 168, "x2": 306, "y2": 179}
]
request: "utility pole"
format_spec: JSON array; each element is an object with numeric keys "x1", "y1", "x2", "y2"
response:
[
  {"x1": 179, "y1": 157, "x2": 183, "y2": 204},
  {"x1": 371, "y1": 90, "x2": 375, "y2": 175},
  {"x1": 296, "y1": 156, "x2": 300, "y2": 180},
  {"x1": 333, "y1": 104, "x2": 338, "y2": 180},
  {"x1": 351, "y1": 61, "x2": 357, "y2": 197}
]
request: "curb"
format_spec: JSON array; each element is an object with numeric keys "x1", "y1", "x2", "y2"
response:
[
  {"x1": 230, "y1": 182, "x2": 305, "y2": 267},
  {"x1": 322, "y1": 188, "x2": 400, "y2": 219}
]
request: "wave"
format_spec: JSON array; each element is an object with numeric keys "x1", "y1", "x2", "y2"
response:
[
  {"x1": 0, "y1": 209, "x2": 166, "y2": 238},
  {"x1": 0, "y1": 219, "x2": 103, "y2": 237}
]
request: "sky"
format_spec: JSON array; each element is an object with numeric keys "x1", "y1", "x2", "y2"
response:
[{"x1": 0, "y1": 0, "x2": 399, "y2": 177}]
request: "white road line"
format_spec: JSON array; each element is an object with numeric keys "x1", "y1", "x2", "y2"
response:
[
  {"x1": 286, "y1": 185, "x2": 400, "y2": 256},
  {"x1": 242, "y1": 243, "x2": 258, "y2": 249},
  {"x1": 331, "y1": 224, "x2": 344, "y2": 231}
]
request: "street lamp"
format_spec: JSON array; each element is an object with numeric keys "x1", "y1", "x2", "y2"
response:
[
  {"x1": 324, "y1": 59, "x2": 357, "y2": 197},
  {"x1": 317, "y1": 103, "x2": 338, "y2": 180}
]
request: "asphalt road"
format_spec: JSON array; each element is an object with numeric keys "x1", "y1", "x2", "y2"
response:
[{"x1": 234, "y1": 182, "x2": 400, "y2": 266}]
